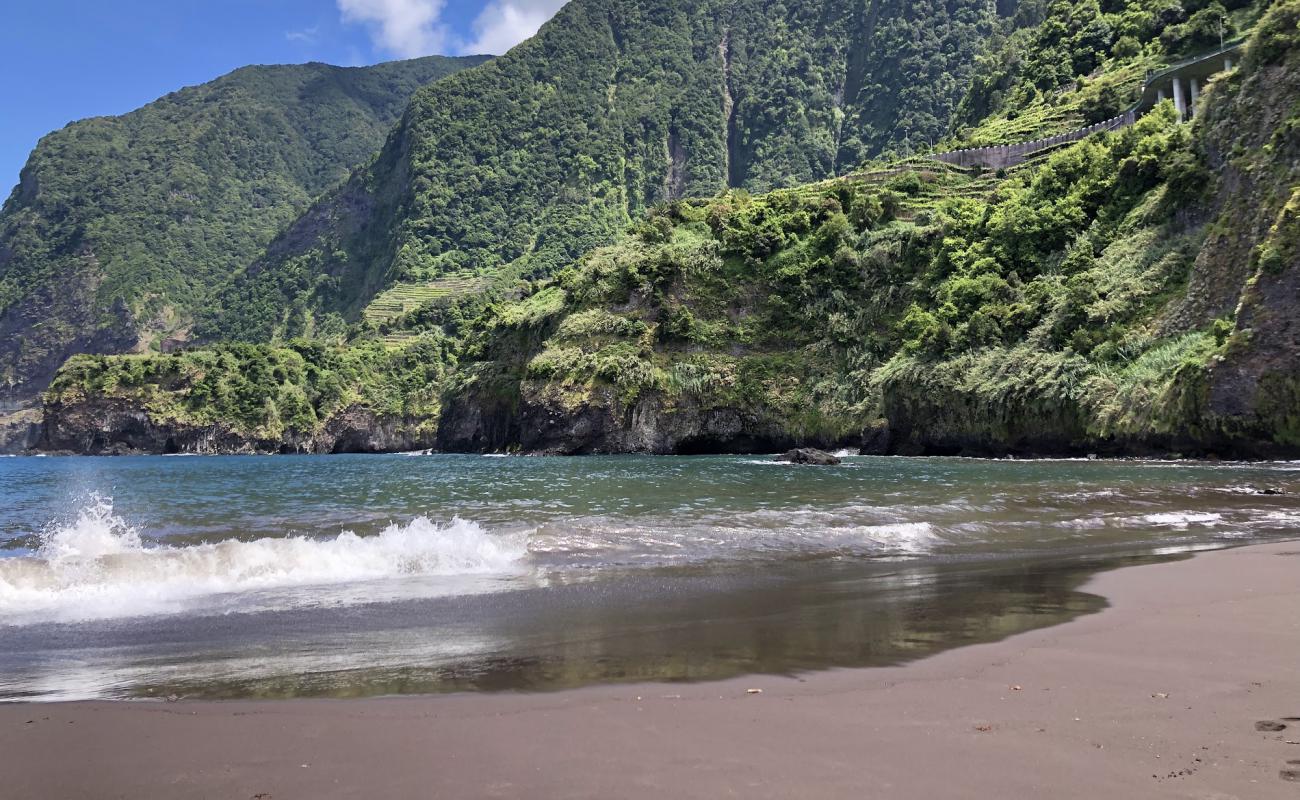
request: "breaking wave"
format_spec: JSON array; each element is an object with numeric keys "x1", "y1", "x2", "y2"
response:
[{"x1": 0, "y1": 497, "x2": 528, "y2": 625}]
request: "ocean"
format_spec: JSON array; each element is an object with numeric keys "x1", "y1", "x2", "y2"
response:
[{"x1": 1, "y1": 453, "x2": 1296, "y2": 701}]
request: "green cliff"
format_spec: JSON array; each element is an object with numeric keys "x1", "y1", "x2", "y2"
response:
[
  {"x1": 0, "y1": 54, "x2": 487, "y2": 407},
  {"x1": 199, "y1": 0, "x2": 1004, "y2": 344},
  {"x1": 34, "y1": 0, "x2": 1300, "y2": 458},
  {"x1": 439, "y1": 0, "x2": 1300, "y2": 457}
]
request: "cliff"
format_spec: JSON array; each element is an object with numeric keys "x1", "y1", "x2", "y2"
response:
[
  {"x1": 0, "y1": 55, "x2": 487, "y2": 409},
  {"x1": 199, "y1": 0, "x2": 1003, "y2": 344},
  {"x1": 27, "y1": 0, "x2": 1300, "y2": 459},
  {"x1": 438, "y1": 0, "x2": 1300, "y2": 458},
  {"x1": 36, "y1": 342, "x2": 443, "y2": 454}
]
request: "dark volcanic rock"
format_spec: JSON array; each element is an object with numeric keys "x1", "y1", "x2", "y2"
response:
[
  {"x1": 0, "y1": 406, "x2": 43, "y2": 454},
  {"x1": 39, "y1": 397, "x2": 435, "y2": 455},
  {"x1": 438, "y1": 383, "x2": 849, "y2": 456},
  {"x1": 776, "y1": 448, "x2": 842, "y2": 465}
]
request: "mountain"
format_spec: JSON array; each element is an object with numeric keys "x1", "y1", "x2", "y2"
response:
[
  {"x1": 30, "y1": 0, "x2": 1300, "y2": 459},
  {"x1": 435, "y1": 0, "x2": 1300, "y2": 458},
  {"x1": 0, "y1": 54, "x2": 488, "y2": 410},
  {"x1": 200, "y1": 0, "x2": 1003, "y2": 344}
]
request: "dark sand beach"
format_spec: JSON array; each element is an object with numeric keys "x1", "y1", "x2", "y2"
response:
[{"x1": 2, "y1": 540, "x2": 1297, "y2": 799}]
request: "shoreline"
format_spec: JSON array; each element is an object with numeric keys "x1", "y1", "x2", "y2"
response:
[
  {"x1": 8, "y1": 448, "x2": 1300, "y2": 464},
  {"x1": 2, "y1": 541, "x2": 1299, "y2": 798}
]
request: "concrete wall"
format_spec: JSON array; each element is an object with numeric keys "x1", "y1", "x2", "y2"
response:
[{"x1": 934, "y1": 111, "x2": 1136, "y2": 170}]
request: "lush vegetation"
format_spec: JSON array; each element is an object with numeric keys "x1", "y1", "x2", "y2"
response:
[
  {"x1": 442, "y1": 104, "x2": 1212, "y2": 452},
  {"x1": 47, "y1": 338, "x2": 450, "y2": 444},
  {"x1": 950, "y1": 0, "x2": 1263, "y2": 146},
  {"x1": 0, "y1": 54, "x2": 487, "y2": 404},
  {"x1": 440, "y1": 0, "x2": 1300, "y2": 456},
  {"x1": 200, "y1": 0, "x2": 1004, "y2": 343},
  {"x1": 28, "y1": 0, "x2": 1300, "y2": 457}
]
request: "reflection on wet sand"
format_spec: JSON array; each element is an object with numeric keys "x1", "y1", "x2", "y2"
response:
[{"x1": 111, "y1": 555, "x2": 1125, "y2": 700}]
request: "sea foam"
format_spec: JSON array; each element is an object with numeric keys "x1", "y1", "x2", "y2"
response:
[
  {"x1": 0, "y1": 497, "x2": 527, "y2": 625},
  {"x1": 1139, "y1": 512, "x2": 1222, "y2": 528}
]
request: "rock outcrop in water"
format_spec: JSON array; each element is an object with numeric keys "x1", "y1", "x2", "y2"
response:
[
  {"x1": 776, "y1": 449, "x2": 843, "y2": 465},
  {"x1": 0, "y1": 407, "x2": 42, "y2": 454}
]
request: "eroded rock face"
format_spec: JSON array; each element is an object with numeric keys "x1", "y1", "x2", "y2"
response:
[
  {"x1": 438, "y1": 383, "x2": 851, "y2": 455},
  {"x1": 39, "y1": 398, "x2": 435, "y2": 455},
  {"x1": 0, "y1": 406, "x2": 43, "y2": 454}
]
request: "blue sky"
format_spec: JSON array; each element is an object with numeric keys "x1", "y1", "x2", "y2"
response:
[{"x1": 0, "y1": 0, "x2": 566, "y2": 196}]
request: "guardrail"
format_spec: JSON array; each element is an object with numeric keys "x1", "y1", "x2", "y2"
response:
[
  {"x1": 931, "y1": 40, "x2": 1245, "y2": 170},
  {"x1": 1144, "y1": 38, "x2": 1246, "y2": 84}
]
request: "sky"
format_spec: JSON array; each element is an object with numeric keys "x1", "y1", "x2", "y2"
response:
[{"x1": 0, "y1": 0, "x2": 567, "y2": 196}]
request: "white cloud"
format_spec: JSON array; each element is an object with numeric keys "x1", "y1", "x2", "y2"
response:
[
  {"x1": 337, "y1": 0, "x2": 449, "y2": 59},
  {"x1": 459, "y1": 0, "x2": 567, "y2": 55},
  {"x1": 285, "y1": 26, "x2": 320, "y2": 44}
]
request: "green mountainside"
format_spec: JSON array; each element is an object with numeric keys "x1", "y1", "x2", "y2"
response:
[
  {"x1": 200, "y1": 0, "x2": 1003, "y2": 344},
  {"x1": 0, "y1": 54, "x2": 487, "y2": 407},
  {"x1": 436, "y1": 0, "x2": 1299, "y2": 457},
  {"x1": 31, "y1": 0, "x2": 1300, "y2": 458}
]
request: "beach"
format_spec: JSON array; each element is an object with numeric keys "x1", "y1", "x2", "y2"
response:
[{"x1": 2, "y1": 540, "x2": 1297, "y2": 799}]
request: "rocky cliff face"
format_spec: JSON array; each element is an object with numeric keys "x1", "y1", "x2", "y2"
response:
[
  {"x1": 439, "y1": 383, "x2": 851, "y2": 455},
  {"x1": 41, "y1": 397, "x2": 435, "y2": 455},
  {"x1": 23, "y1": 1, "x2": 1300, "y2": 459},
  {"x1": 0, "y1": 407, "x2": 42, "y2": 454},
  {"x1": 1189, "y1": 8, "x2": 1300, "y2": 452},
  {"x1": 432, "y1": 2, "x2": 1300, "y2": 461}
]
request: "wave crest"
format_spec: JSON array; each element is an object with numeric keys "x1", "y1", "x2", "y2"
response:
[{"x1": 0, "y1": 498, "x2": 527, "y2": 625}]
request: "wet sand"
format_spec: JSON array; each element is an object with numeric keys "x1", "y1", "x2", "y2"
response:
[{"x1": 2, "y1": 541, "x2": 1298, "y2": 799}]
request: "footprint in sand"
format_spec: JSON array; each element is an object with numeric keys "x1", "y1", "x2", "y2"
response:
[
  {"x1": 1281, "y1": 760, "x2": 1300, "y2": 783},
  {"x1": 1256, "y1": 720, "x2": 1288, "y2": 732}
]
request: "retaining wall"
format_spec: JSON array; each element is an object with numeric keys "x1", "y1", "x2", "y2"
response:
[{"x1": 934, "y1": 111, "x2": 1136, "y2": 170}]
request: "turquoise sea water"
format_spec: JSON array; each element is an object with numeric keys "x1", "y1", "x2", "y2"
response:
[{"x1": 0, "y1": 454, "x2": 1297, "y2": 700}]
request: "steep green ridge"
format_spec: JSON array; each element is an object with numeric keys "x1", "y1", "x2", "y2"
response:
[
  {"x1": 0, "y1": 54, "x2": 487, "y2": 406},
  {"x1": 437, "y1": 0, "x2": 1300, "y2": 457},
  {"x1": 202, "y1": 0, "x2": 1003, "y2": 343}
]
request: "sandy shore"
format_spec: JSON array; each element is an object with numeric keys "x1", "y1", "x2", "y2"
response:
[{"x1": 3, "y1": 542, "x2": 1298, "y2": 799}]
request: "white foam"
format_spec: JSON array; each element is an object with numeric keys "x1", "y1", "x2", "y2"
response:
[
  {"x1": 851, "y1": 522, "x2": 937, "y2": 554},
  {"x1": 1056, "y1": 489, "x2": 1119, "y2": 500},
  {"x1": 0, "y1": 497, "x2": 527, "y2": 626},
  {"x1": 1060, "y1": 516, "x2": 1108, "y2": 529},
  {"x1": 1263, "y1": 510, "x2": 1300, "y2": 524},
  {"x1": 1139, "y1": 512, "x2": 1222, "y2": 528}
]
